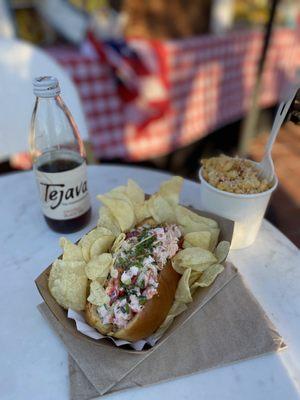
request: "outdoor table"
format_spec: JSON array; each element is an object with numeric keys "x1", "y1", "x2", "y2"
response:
[{"x1": 0, "y1": 165, "x2": 299, "y2": 400}]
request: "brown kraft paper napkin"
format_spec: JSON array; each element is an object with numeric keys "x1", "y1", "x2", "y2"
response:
[{"x1": 38, "y1": 269, "x2": 285, "y2": 400}]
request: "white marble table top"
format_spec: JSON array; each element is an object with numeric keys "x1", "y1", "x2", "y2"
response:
[{"x1": 0, "y1": 165, "x2": 299, "y2": 400}]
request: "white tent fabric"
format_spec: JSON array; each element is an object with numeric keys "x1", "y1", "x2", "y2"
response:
[
  {"x1": 0, "y1": 38, "x2": 89, "y2": 160},
  {"x1": 0, "y1": 0, "x2": 15, "y2": 38},
  {"x1": 35, "y1": 0, "x2": 88, "y2": 44}
]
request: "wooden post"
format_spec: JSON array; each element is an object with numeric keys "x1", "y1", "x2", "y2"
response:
[{"x1": 238, "y1": 0, "x2": 280, "y2": 156}]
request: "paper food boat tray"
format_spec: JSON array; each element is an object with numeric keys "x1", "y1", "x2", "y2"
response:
[{"x1": 35, "y1": 207, "x2": 234, "y2": 354}]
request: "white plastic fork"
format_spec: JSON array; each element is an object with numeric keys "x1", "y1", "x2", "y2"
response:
[{"x1": 257, "y1": 94, "x2": 296, "y2": 182}]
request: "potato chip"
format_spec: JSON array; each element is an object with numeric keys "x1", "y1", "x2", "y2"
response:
[
  {"x1": 182, "y1": 229, "x2": 219, "y2": 252},
  {"x1": 168, "y1": 300, "x2": 188, "y2": 317},
  {"x1": 106, "y1": 189, "x2": 133, "y2": 205},
  {"x1": 85, "y1": 253, "x2": 112, "y2": 283},
  {"x1": 191, "y1": 262, "x2": 219, "y2": 273},
  {"x1": 191, "y1": 263, "x2": 224, "y2": 290},
  {"x1": 176, "y1": 219, "x2": 200, "y2": 233},
  {"x1": 157, "y1": 176, "x2": 183, "y2": 205},
  {"x1": 190, "y1": 283, "x2": 199, "y2": 297},
  {"x1": 176, "y1": 205, "x2": 218, "y2": 229},
  {"x1": 123, "y1": 179, "x2": 149, "y2": 222},
  {"x1": 98, "y1": 194, "x2": 135, "y2": 232},
  {"x1": 79, "y1": 227, "x2": 114, "y2": 262},
  {"x1": 148, "y1": 193, "x2": 176, "y2": 223},
  {"x1": 101, "y1": 189, "x2": 136, "y2": 224},
  {"x1": 135, "y1": 201, "x2": 152, "y2": 223},
  {"x1": 175, "y1": 268, "x2": 193, "y2": 303},
  {"x1": 59, "y1": 237, "x2": 84, "y2": 261},
  {"x1": 172, "y1": 247, "x2": 217, "y2": 274},
  {"x1": 48, "y1": 260, "x2": 87, "y2": 311},
  {"x1": 209, "y1": 228, "x2": 220, "y2": 251},
  {"x1": 98, "y1": 206, "x2": 121, "y2": 236},
  {"x1": 175, "y1": 206, "x2": 220, "y2": 251},
  {"x1": 215, "y1": 241, "x2": 230, "y2": 263},
  {"x1": 189, "y1": 270, "x2": 202, "y2": 286},
  {"x1": 111, "y1": 233, "x2": 126, "y2": 254},
  {"x1": 87, "y1": 281, "x2": 110, "y2": 306},
  {"x1": 89, "y1": 235, "x2": 115, "y2": 259},
  {"x1": 126, "y1": 179, "x2": 145, "y2": 205},
  {"x1": 109, "y1": 185, "x2": 127, "y2": 195},
  {"x1": 181, "y1": 226, "x2": 220, "y2": 251},
  {"x1": 183, "y1": 231, "x2": 211, "y2": 250}
]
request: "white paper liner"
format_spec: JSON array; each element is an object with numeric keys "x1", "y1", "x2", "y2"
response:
[{"x1": 68, "y1": 309, "x2": 159, "y2": 351}]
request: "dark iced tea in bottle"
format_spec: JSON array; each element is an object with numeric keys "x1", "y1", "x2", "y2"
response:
[{"x1": 30, "y1": 76, "x2": 91, "y2": 233}]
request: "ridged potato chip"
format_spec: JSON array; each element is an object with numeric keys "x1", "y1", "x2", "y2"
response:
[
  {"x1": 176, "y1": 205, "x2": 218, "y2": 229},
  {"x1": 183, "y1": 231, "x2": 211, "y2": 250},
  {"x1": 215, "y1": 241, "x2": 230, "y2": 263},
  {"x1": 157, "y1": 176, "x2": 183, "y2": 205},
  {"x1": 107, "y1": 180, "x2": 144, "y2": 209},
  {"x1": 89, "y1": 235, "x2": 115, "y2": 260},
  {"x1": 172, "y1": 247, "x2": 217, "y2": 274},
  {"x1": 209, "y1": 228, "x2": 220, "y2": 251},
  {"x1": 189, "y1": 270, "x2": 202, "y2": 286},
  {"x1": 135, "y1": 202, "x2": 152, "y2": 223},
  {"x1": 176, "y1": 206, "x2": 220, "y2": 251},
  {"x1": 168, "y1": 300, "x2": 188, "y2": 317},
  {"x1": 98, "y1": 194, "x2": 135, "y2": 232},
  {"x1": 59, "y1": 237, "x2": 84, "y2": 261},
  {"x1": 191, "y1": 263, "x2": 224, "y2": 290},
  {"x1": 87, "y1": 281, "x2": 110, "y2": 306},
  {"x1": 85, "y1": 253, "x2": 112, "y2": 283},
  {"x1": 123, "y1": 179, "x2": 150, "y2": 223},
  {"x1": 148, "y1": 193, "x2": 176, "y2": 223},
  {"x1": 106, "y1": 189, "x2": 133, "y2": 205},
  {"x1": 98, "y1": 206, "x2": 121, "y2": 236},
  {"x1": 175, "y1": 268, "x2": 193, "y2": 303},
  {"x1": 109, "y1": 185, "x2": 127, "y2": 195},
  {"x1": 111, "y1": 233, "x2": 126, "y2": 254},
  {"x1": 79, "y1": 227, "x2": 114, "y2": 262},
  {"x1": 48, "y1": 260, "x2": 87, "y2": 311},
  {"x1": 126, "y1": 179, "x2": 145, "y2": 205}
]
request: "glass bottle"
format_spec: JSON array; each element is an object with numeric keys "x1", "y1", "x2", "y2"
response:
[{"x1": 30, "y1": 76, "x2": 91, "y2": 233}]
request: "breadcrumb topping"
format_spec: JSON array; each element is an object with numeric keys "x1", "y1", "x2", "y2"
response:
[{"x1": 201, "y1": 155, "x2": 272, "y2": 194}]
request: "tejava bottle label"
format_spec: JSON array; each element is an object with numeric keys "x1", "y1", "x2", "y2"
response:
[{"x1": 35, "y1": 162, "x2": 90, "y2": 220}]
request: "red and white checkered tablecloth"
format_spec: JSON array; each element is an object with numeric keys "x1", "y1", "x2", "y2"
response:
[{"x1": 47, "y1": 28, "x2": 300, "y2": 161}]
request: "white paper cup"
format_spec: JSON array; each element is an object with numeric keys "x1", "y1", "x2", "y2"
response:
[{"x1": 199, "y1": 166, "x2": 278, "y2": 249}]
